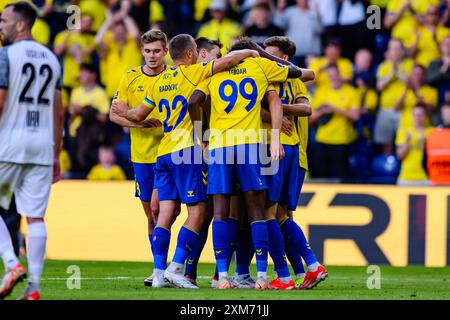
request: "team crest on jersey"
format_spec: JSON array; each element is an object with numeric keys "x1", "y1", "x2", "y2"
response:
[{"x1": 173, "y1": 71, "x2": 178, "y2": 77}]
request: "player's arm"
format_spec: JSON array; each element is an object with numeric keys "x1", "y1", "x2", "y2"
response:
[
  {"x1": 282, "y1": 97, "x2": 312, "y2": 117},
  {"x1": 261, "y1": 107, "x2": 293, "y2": 137},
  {"x1": 212, "y1": 49, "x2": 260, "y2": 74},
  {"x1": 111, "y1": 100, "x2": 154, "y2": 123},
  {"x1": 53, "y1": 89, "x2": 64, "y2": 183},
  {"x1": 384, "y1": 2, "x2": 410, "y2": 29},
  {"x1": 252, "y1": 44, "x2": 313, "y2": 80},
  {"x1": 0, "y1": 89, "x2": 6, "y2": 118},
  {"x1": 0, "y1": 48, "x2": 9, "y2": 118},
  {"x1": 328, "y1": 103, "x2": 360, "y2": 121},
  {"x1": 265, "y1": 90, "x2": 285, "y2": 160},
  {"x1": 109, "y1": 108, "x2": 160, "y2": 128},
  {"x1": 188, "y1": 90, "x2": 208, "y2": 144}
]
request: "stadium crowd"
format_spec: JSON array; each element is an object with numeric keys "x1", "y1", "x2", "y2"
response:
[{"x1": 1, "y1": 0, "x2": 449, "y2": 185}]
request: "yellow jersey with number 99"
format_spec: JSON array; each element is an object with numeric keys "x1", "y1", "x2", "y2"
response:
[
  {"x1": 113, "y1": 65, "x2": 165, "y2": 164},
  {"x1": 202, "y1": 57, "x2": 289, "y2": 150},
  {"x1": 143, "y1": 61, "x2": 214, "y2": 157}
]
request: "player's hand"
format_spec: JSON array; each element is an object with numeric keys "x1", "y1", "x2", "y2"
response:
[
  {"x1": 140, "y1": 118, "x2": 162, "y2": 128},
  {"x1": 248, "y1": 49, "x2": 260, "y2": 58},
  {"x1": 281, "y1": 116, "x2": 293, "y2": 136},
  {"x1": 111, "y1": 100, "x2": 128, "y2": 117},
  {"x1": 270, "y1": 138, "x2": 284, "y2": 161},
  {"x1": 52, "y1": 158, "x2": 61, "y2": 184}
]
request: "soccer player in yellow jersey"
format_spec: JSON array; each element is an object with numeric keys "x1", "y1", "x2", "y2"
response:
[
  {"x1": 109, "y1": 30, "x2": 168, "y2": 287},
  {"x1": 189, "y1": 37, "x2": 308, "y2": 290},
  {"x1": 112, "y1": 34, "x2": 260, "y2": 289},
  {"x1": 263, "y1": 36, "x2": 328, "y2": 290}
]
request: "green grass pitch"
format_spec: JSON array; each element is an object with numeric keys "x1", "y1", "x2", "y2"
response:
[{"x1": 4, "y1": 260, "x2": 450, "y2": 300}]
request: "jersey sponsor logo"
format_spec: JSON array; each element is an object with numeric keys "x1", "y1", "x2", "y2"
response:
[
  {"x1": 229, "y1": 68, "x2": 247, "y2": 75},
  {"x1": 159, "y1": 84, "x2": 178, "y2": 92}
]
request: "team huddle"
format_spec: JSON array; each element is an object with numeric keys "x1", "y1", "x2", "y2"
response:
[
  {"x1": 110, "y1": 30, "x2": 328, "y2": 290},
  {"x1": 0, "y1": 2, "x2": 327, "y2": 300}
]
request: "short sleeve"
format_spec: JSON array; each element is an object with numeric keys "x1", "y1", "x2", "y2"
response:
[
  {"x1": 112, "y1": 73, "x2": 130, "y2": 104},
  {"x1": 0, "y1": 47, "x2": 9, "y2": 89},
  {"x1": 143, "y1": 90, "x2": 156, "y2": 108},
  {"x1": 294, "y1": 79, "x2": 309, "y2": 101},
  {"x1": 53, "y1": 31, "x2": 67, "y2": 48},
  {"x1": 69, "y1": 88, "x2": 80, "y2": 104},
  {"x1": 266, "y1": 83, "x2": 276, "y2": 93},
  {"x1": 257, "y1": 58, "x2": 289, "y2": 83},
  {"x1": 376, "y1": 62, "x2": 389, "y2": 80},
  {"x1": 183, "y1": 61, "x2": 214, "y2": 86},
  {"x1": 196, "y1": 79, "x2": 211, "y2": 96},
  {"x1": 340, "y1": 59, "x2": 353, "y2": 81}
]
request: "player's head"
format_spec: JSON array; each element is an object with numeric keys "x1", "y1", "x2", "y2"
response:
[
  {"x1": 354, "y1": 48, "x2": 372, "y2": 72},
  {"x1": 98, "y1": 146, "x2": 116, "y2": 166},
  {"x1": 0, "y1": 1, "x2": 37, "y2": 45},
  {"x1": 296, "y1": 0, "x2": 309, "y2": 9},
  {"x1": 141, "y1": 29, "x2": 168, "y2": 70},
  {"x1": 79, "y1": 63, "x2": 98, "y2": 86},
  {"x1": 228, "y1": 36, "x2": 258, "y2": 53},
  {"x1": 263, "y1": 36, "x2": 296, "y2": 61},
  {"x1": 169, "y1": 34, "x2": 198, "y2": 65},
  {"x1": 196, "y1": 37, "x2": 222, "y2": 63},
  {"x1": 412, "y1": 105, "x2": 427, "y2": 127}
]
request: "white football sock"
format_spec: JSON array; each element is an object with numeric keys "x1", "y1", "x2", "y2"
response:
[
  {"x1": 167, "y1": 262, "x2": 183, "y2": 274},
  {"x1": 153, "y1": 268, "x2": 164, "y2": 277},
  {"x1": 0, "y1": 217, "x2": 19, "y2": 270},
  {"x1": 218, "y1": 272, "x2": 228, "y2": 280},
  {"x1": 27, "y1": 221, "x2": 47, "y2": 289},
  {"x1": 257, "y1": 272, "x2": 267, "y2": 280},
  {"x1": 280, "y1": 276, "x2": 292, "y2": 283},
  {"x1": 308, "y1": 262, "x2": 320, "y2": 272}
]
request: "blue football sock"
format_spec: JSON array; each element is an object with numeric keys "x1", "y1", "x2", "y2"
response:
[
  {"x1": 251, "y1": 221, "x2": 269, "y2": 274},
  {"x1": 281, "y1": 218, "x2": 318, "y2": 267},
  {"x1": 185, "y1": 222, "x2": 209, "y2": 278},
  {"x1": 212, "y1": 220, "x2": 230, "y2": 274},
  {"x1": 266, "y1": 219, "x2": 290, "y2": 279},
  {"x1": 226, "y1": 218, "x2": 240, "y2": 270},
  {"x1": 285, "y1": 245, "x2": 305, "y2": 276},
  {"x1": 172, "y1": 226, "x2": 199, "y2": 266},
  {"x1": 235, "y1": 228, "x2": 253, "y2": 275},
  {"x1": 151, "y1": 227, "x2": 170, "y2": 271}
]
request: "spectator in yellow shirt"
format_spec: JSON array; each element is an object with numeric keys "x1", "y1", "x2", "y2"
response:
[
  {"x1": 53, "y1": 13, "x2": 96, "y2": 92},
  {"x1": 395, "y1": 64, "x2": 438, "y2": 129},
  {"x1": 87, "y1": 146, "x2": 126, "y2": 181},
  {"x1": 308, "y1": 39, "x2": 353, "y2": 90},
  {"x1": 68, "y1": 63, "x2": 110, "y2": 139},
  {"x1": 411, "y1": 6, "x2": 450, "y2": 68},
  {"x1": 375, "y1": 38, "x2": 414, "y2": 153},
  {"x1": 197, "y1": 0, "x2": 241, "y2": 55},
  {"x1": 309, "y1": 64, "x2": 360, "y2": 179},
  {"x1": 95, "y1": 6, "x2": 142, "y2": 99},
  {"x1": 384, "y1": 0, "x2": 440, "y2": 49},
  {"x1": 396, "y1": 105, "x2": 431, "y2": 186}
]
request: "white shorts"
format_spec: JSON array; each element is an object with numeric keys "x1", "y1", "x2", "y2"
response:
[{"x1": 0, "y1": 162, "x2": 52, "y2": 218}]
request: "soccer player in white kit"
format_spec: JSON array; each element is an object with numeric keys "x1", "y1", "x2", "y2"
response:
[{"x1": 0, "y1": 1, "x2": 63, "y2": 300}]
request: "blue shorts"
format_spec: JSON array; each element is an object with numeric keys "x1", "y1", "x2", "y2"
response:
[
  {"x1": 207, "y1": 144, "x2": 268, "y2": 195},
  {"x1": 266, "y1": 145, "x2": 305, "y2": 210},
  {"x1": 133, "y1": 163, "x2": 156, "y2": 202},
  {"x1": 155, "y1": 146, "x2": 207, "y2": 204}
]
